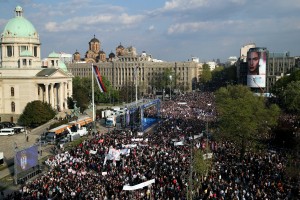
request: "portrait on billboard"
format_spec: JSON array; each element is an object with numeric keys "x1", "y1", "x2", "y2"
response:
[
  {"x1": 247, "y1": 51, "x2": 266, "y2": 75},
  {"x1": 247, "y1": 49, "x2": 267, "y2": 88}
]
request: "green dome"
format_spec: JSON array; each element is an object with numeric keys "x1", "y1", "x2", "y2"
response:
[
  {"x1": 48, "y1": 51, "x2": 60, "y2": 58},
  {"x1": 2, "y1": 6, "x2": 37, "y2": 38},
  {"x1": 58, "y1": 61, "x2": 68, "y2": 72}
]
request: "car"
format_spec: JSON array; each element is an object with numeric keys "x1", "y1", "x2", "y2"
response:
[
  {"x1": 57, "y1": 137, "x2": 70, "y2": 149},
  {"x1": 57, "y1": 137, "x2": 69, "y2": 145},
  {"x1": 0, "y1": 122, "x2": 16, "y2": 128},
  {"x1": 37, "y1": 139, "x2": 48, "y2": 146}
]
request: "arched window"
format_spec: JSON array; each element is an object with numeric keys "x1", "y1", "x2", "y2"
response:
[
  {"x1": 11, "y1": 102, "x2": 15, "y2": 112},
  {"x1": 11, "y1": 87, "x2": 14, "y2": 96}
]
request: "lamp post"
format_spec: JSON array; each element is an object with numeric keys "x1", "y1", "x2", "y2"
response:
[
  {"x1": 135, "y1": 66, "x2": 140, "y2": 105},
  {"x1": 188, "y1": 132, "x2": 193, "y2": 200},
  {"x1": 169, "y1": 75, "x2": 172, "y2": 100},
  {"x1": 206, "y1": 103, "x2": 211, "y2": 151}
]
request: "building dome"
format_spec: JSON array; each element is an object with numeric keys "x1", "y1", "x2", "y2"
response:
[
  {"x1": 90, "y1": 35, "x2": 99, "y2": 43},
  {"x1": 117, "y1": 43, "x2": 124, "y2": 49},
  {"x1": 109, "y1": 52, "x2": 115, "y2": 58},
  {"x1": 48, "y1": 51, "x2": 60, "y2": 58},
  {"x1": 2, "y1": 6, "x2": 38, "y2": 38},
  {"x1": 58, "y1": 61, "x2": 68, "y2": 72}
]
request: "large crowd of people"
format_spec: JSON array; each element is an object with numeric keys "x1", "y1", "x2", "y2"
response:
[{"x1": 3, "y1": 92, "x2": 299, "y2": 199}]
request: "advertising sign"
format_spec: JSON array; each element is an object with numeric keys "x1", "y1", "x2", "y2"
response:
[{"x1": 247, "y1": 48, "x2": 267, "y2": 88}]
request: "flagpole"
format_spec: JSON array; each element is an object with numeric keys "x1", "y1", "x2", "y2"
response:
[{"x1": 92, "y1": 63, "x2": 96, "y2": 133}]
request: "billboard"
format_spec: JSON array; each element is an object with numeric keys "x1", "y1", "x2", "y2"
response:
[
  {"x1": 247, "y1": 48, "x2": 267, "y2": 88},
  {"x1": 15, "y1": 145, "x2": 39, "y2": 174}
]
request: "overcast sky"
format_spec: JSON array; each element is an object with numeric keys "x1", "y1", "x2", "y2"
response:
[{"x1": 1, "y1": 0, "x2": 300, "y2": 62}]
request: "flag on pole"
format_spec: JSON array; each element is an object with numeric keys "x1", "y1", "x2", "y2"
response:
[{"x1": 92, "y1": 65, "x2": 107, "y2": 93}]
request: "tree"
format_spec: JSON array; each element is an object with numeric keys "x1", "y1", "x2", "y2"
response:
[
  {"x1": 201, "y1": 64, "x2": 212, "y2": 83},
  {"x1": 18, "y1": 100, "x2": 56, "y2": 128},
  {"x1": 192, "y1": 149, "x2": 212, "y2": 195},
  {"x1": 72, "y1": 76, "x2": 118, "y2": 111},
  {"x1": 215, "y1": 85, "x2": 280, "y2": 159},
  {"x1": 271, "y1": 69, "x2": 300, "y2": 110},
  {"x1": 119, "y1": 82, "x2": 135, "y2": 103},
  {"x1": 199, "y1": 64, "x2": 212, "y2": 91},
  {"x1": 283, "y1": 81, "x2": 300, "y2": 113}
]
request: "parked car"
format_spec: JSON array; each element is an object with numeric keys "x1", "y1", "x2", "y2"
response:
[
  {"x1": 0, "y1": 122, "x2": 16, "y2": 128},
  {"x1": 57, "y1": 137, "x2": 70, "y2": 149}
]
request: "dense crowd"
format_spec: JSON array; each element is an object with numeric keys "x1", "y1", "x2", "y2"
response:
[{"x1": 3, "y1": 92, "x2": 299, "y2": 199}]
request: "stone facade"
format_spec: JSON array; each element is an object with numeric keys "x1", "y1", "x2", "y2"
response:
[{"x1": 0, "y1": 6, "x2": 73, "y2": 123}]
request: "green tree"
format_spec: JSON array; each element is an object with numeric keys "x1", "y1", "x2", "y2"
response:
[
  {"x1": 18, "y1": 100, "x2": 56, "y2": 128},
  {"x1": 201, "y1": 64, "x2": 212, "y2": 83},
  {"x1": 283, "y1": 81, "x2": 300, "y2": 113},
  {"x1": 72, "y1": 76, "x2": 117, "y2": 111},
  {"x1": 119, "y1": 82, "x2": 135, "y2": 103},
  {"x1": 271, "y1": 69, "x2": 300, "y2": 110},
  {"x1": 215, "y1": 85, "x2": 280, "y2": 159},
  {"x1": 192, "y1": 149, "x2": 212, "y2": 195}
]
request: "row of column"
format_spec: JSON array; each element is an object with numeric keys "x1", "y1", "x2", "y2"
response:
[{"x1": 42, "y1": 82, "x2": 70, "y2": 111}]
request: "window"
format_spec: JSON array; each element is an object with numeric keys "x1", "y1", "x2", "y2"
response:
[
  {"x1": 23, "y1": 59, "x2": 27, "y2": 66},
  {"x1": 11, "y1": 87, "x2": 14, "y2": 96},
  {"x1": 11, "y1": 102, "x2": 15, "y2": 112},
  {"x1": 34, "y1": 46, "x2": 38, "y2": 57},
  {"x1": 7, "y1": 46, "x2": 13, "y2": 57}
]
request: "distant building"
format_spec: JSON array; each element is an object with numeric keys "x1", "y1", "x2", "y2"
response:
[
  {"x1": 236, "y1": 43, "x2": 297, "y2": 94},
  {"x1": 206, "y1": 61, "x2": 218, "y2": 71},
  {"x1": 240, "y1": 43, "x2": 256, "y2": 62},
  {"x1": 68, "y1": 37, "x2": 201, "y2": 94},
  {"x1": 0, "y1": 6, "x2": 73, "y2": 122},
  {"x1": 226, "y1": 56, "x2": 238, "y2": 67}
]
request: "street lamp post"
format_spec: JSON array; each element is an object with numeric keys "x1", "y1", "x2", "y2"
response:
[
  {"x1": 206, "y1": 103, "x2": 211, "y2": 151},
  {"x1": 135, "y1": 66, "x2": 140, "y2": 105},
  {"x1": 169, "y1": 75, "x2": 172, "y2": 100}
]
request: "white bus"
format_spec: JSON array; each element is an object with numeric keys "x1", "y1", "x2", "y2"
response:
[{"x1": 0, "y1": 128, "x2": 15, "y2": 136}]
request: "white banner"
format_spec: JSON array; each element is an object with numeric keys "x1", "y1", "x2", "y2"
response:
[
  {"x1": 123, "y1": 144, "x2": 137, "y2": 148},
  {"x1": 137, "y1": 132, "x2": 144, "y2": 136},
  {"x1": 203, "y1": 153, "x2": 213, "y2": 160},
  {"x1": 90, "y1": 150, "x2": 97, "y2": 154},
  {"x1": 122, "y1": 179, "x2": 155, "y2": 191},
  {"x1": 131, "y1": 138, "x2": 143, "y2": 142},
  {"x1": 194, "y1": 133, "x2": 203, "y2": 139},
  {"x1": 120, "y1": 148, "x2": 130, "y2": 156},
  {"x1": 174, "y1": 141, "x2": 184, "y2": 146}
]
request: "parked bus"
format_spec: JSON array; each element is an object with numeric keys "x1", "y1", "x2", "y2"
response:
[{"x1": 68, "y1": 116, "x2": 93, "y2": 128}]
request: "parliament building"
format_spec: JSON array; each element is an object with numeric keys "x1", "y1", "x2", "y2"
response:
[{"x1": 0, "y1": 6, "x2": 73, "y2": 123}]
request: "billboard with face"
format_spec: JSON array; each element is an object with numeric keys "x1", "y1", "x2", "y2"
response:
[{"x1": 247, "y1": 48, "x2": 267, "y2": 88}]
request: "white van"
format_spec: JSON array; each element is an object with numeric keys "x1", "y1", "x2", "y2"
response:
[
  {"x1": 12, "y1": 126, "x2": 25, "y2": 134},
  {"x1": 0, "y1": 128, "x2": 15, "y2": 136}
]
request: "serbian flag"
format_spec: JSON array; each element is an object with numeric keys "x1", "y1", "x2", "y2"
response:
[{"x1": 92, "y1": 65, "x2": 107, "y2": 93}]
